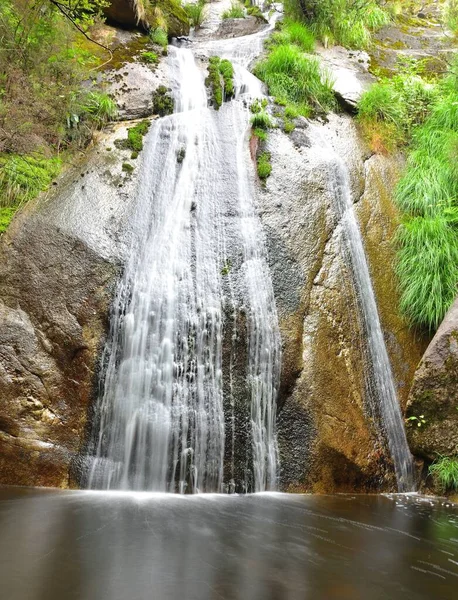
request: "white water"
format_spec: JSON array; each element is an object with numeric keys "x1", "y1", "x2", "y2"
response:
[
  {"x1": 88, "y1": 36, "x2": 281, "y2": 492},
  {"x1": 309, "y1": 126, "x2": 415, "y2": 492}
]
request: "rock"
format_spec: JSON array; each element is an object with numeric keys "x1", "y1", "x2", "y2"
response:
[
  {"x1": 104, "y1": 0, "x2": 190, "y2": 38},
  {"x1": 214, "y1": 16, "x2": 267, "y2": 39},
  {"x1": 256, "y1": 115, "x2": 426, "y2": 492},
  {"x1": 406, "y1": 298, "x2": 458, "y2": 461},
  {"x1": 317, "y1": 45, "x2": 376, "y2": 111},
  {"x1": 0, "y1": 124, "x2": 141, "y2": 487}
]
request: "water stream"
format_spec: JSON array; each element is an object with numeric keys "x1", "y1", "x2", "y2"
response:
[
  {"x1": 309, "y1": 126, "x2": 415, "y2": 492},
  {"x1": 87, "y1": 30, "x2": 281, "y2": 493}
]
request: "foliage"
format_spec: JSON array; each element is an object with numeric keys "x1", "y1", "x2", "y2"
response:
[
  {"x1": 206, "y1": 56, "x2": 235, "y2": 109},
  {"x1": 126, "y1": 120, "x2": 151, "y2": 152},
  {"x1": 429, "y1": 456, "x2": 458, "y2": 491},
  {"x1": 267, "y1": 19, "x2": 315, "y2": 53},
  {"x1": 405, "y1": 414, "x2": 426, "y2": 427},
  {"x1": 384, "y1": 60, "x2": 458, "y2": 329},
  {"x1": 222, "y1": 2, "x2": 245, "y2": 19},
  {"x1": 284, "y1": 0, "x2": 390, "y2": 48},
  {"x1": 152, "y1": 86, "x2": 174, "y2": 116},
  {"x1": 246, "y1": 6, "x2": 265, "y2": 19},
  {"x1": 183, "y1": 0, "x2": 208, "y2": 28},
  {"x1": 250, "y1": 111, "x2": 274, "y2": 129},
  {"x1": 254, "y1": 43, "x2": 336, "y2": 115},
  {"x1": 80, "y1": 91, "x2": 117, "y2": 127},
  {"x1": 257, "y1": 151, "x2": 272, "y2": 180},
  {"x1": 253, "y1": 127, "x2": 268, "y2": 141},
  {"x1": 445, "y1": 0, "x2": 458, "y2": 34},
  {"x1": 141, "y1": 51, "x2": 159, "y2": 64},
  {"x1": 149, "y1": 27, "x2": 168, "y2": 48}
]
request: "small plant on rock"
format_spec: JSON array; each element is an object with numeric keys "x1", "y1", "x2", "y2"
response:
[
  {"x1": 429, "y1": 456, "x2": 458, "y2": 491},
  {"x1": 222, "y1": 2, "x2": 245, "y2": 19}
]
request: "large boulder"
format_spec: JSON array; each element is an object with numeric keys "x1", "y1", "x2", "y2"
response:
[
  {"x1": 104, "y1": 0, "x2": 190, "y2": 37},
  {"x1": 406, "y1": 298, "x2": 458, "y2": 460}
]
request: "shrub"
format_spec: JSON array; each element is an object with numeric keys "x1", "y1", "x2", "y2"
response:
[
  {"x1": 429, "y1": 456, "x2": 458, "y2": 491},
  {"x1": 222, "y1": 2, "x2": 245, "y2": 19},
  {"x1": 183, "y1": 1, "x2": 208, "y2": 29},
  {"x1": 254, "y1": 44, "x2": 335, "y2": 114},
  {"x1": 257, "y1": 151, "x2": 272, "y2": 180}
]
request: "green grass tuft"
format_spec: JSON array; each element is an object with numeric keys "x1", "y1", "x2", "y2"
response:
[
  {"x1": 140, "y1": 51, "x2": 159, "y2": 64},
  {"x1": 257, "y1": 151, "x2": 272, "y2": 180},
  {"x1": 222, "y1": 2, "x2": 245, "y2": 19},
  {"x1": 81, "y1": 92, "x2": 118, "y2": 128},
  {"x1": 395, "y1": 216, "x2": 458, "y2": 329},
  {"x1": 429, "y1": 456, "x2": 458, "y2": 491},
  {"x1": 183, "y1": 1, "x2": 208, "y2": 29},
  {"x1": 251, "y1": 111, "x2": 273, "y2": 129},
  {"x1": 149, "y1": 27, "x2": 168, "y2": 49},
  {"x1": 254, "y1": 43, "x2": 336, "y2": 115}
]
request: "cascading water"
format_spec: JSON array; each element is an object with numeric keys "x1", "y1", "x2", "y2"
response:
[
  {"x1": 309, "y1": 127, "x2": 415, "y2": 492},
  {"x1": 87, "y1": 34, "x2": 281, "y2": 492}
]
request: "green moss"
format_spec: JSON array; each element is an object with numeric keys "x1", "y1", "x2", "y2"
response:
[
  {"x1": 206, "y1": 56, "x2": 235, "y2": 110},
  {"x1": 146, "y1": 0, "x2": 190, "y2": 37},
  {"x1": 140, "y1": 51, "x2": 159, "y2": 64},
  {"x1": 284, "y1": 119, "x2": 295, "y2": 133},
  {"x1": 122, "y1": 162, "x2": 134, "y2": 173},
  {"x1": 116, "y1": 120, "x2": 151, "y2": 153},
  {"x1": 253, "y1": 128, "x2": 268, "y2": 141},
  {"x1": 152, "y1": 86, "x2": 174, "y2": 116}
]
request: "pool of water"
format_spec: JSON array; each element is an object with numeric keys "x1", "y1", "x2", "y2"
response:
[{"x1": 0, "y1": 487, "x2": 457, "y2": 599}]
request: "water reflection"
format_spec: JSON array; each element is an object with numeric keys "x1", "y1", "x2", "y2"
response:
[{"x1": 0, "y1": 489, "x2": 457, "y2": 600}]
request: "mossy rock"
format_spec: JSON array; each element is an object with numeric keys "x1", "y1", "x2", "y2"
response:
[{"x1": 104, "y1": 1, "x2": 190, "y2": 38}]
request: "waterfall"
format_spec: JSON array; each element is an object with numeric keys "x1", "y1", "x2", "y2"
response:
[
  {"x1": 310, "y1": 126, "x2": 415, "y2": 492},
  {"x1": 87, "y1": 44, "x2": 281, "y2": 493}
]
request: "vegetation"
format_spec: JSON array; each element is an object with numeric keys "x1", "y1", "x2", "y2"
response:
[
  {"x1": 141, "y1": 51, "x2": 159, "y2": 64},
  {"x1": 254, "y1": 39, "x2": 336, "y2": 116},
  {"x1": 149, "y1": 27, "x2": 168, "y2": 49},
  {"x1": 358, "y1": 60, "x2": 458, "y2": 329},
  {"x1": 114, "y1": 120, "x2": 152, "y2": 154},
  {"x1": 429, "y1": 456, "x2": 458, "y2": 491},
  {"x1": 284, "y1": 0, "x2": 390, "y2": 48},
  {"x1": 251, "y1": 111, "x2": 274, "y2": 130},
  {"x1": 183, "y1": 0, "x2": 207, "y2": 28},
  {"x1": 206, "y1": 56, "x2": 235, "y2": 109},
  {"x1": 0, "y1": 0, "x2": 116, "y2": 233},
  {"x1": 257, "y1": 151, "x2": 272, "y2": 180},
  {"x1": 152, "y1": 86, "x2": 174, "y2": 116},
  {"x1": 222, "y1": 2, "x2": 245, "y2": 19}
]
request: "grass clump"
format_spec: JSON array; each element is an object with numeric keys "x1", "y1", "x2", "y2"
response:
[
  {"x1": 222, "y1": 2, "x2": 245, "y2": 19},
  {"x1": 251, "y1": 111, "x2": 274, "y2": 129},
  {"x1": 183, "y1": 1, "x2": 208, "y2": 28},
  {"x1": 267, "y1": 20, "x2": 315, "y2": 53},
  {"x1": 285, "y1": 0, "x2": 390, "y2": 49},
  {"x1": 80, "y1": 92, "x2": 118, "y2": 128},
  {"x1": 429, "y1": 456, "x2": 458, "y2": 491},
  {"x1": 257, "y1": 152, "x2": 272, "y2": 180},
  {"x1": 0, "y1": 155, "x2": 61, "y2": 233},
  {"x1": 254, "y1": 44, "x2": 336, "y2": 115},
  {"x1": 395, "y1": 216, "x2": 458, "y2": 329},
  {"x1": 140, "y1": 51, "x2": 159, "y2": 64},
  {"x1": 206, "y1": 56, "x2": 235, "y2": 109},
  {"x1": 149, "y1": 27, "x2": 168, "y2": 49},
  {"x1": 388, "y1": 61, "x2": 458, "y2": 329}
]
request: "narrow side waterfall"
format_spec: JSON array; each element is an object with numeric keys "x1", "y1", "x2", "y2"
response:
[
  {"x1": 310, "y1": 127, "x2": 415, "y2": 492},
  {"x1": 87, "y1": 44, "x2": 281, "y2": 493}
]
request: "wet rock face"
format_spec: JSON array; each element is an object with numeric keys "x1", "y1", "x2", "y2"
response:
[
  {"x1": 0, "y1": 123, "x2": 143, "y2": 487},
  {"x1": 406, "y1": 299, "x2": 458, "y2": 461},
  {"x1": 215, "y1": 16, "x2": 267, "y2": 39},
  {"x1": 257, "y1": 115, "x2": 425, "y2": 492}
]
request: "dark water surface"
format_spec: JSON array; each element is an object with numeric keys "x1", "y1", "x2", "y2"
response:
[{"x1": 1, "y1": 488, "x2": 457, "y2": 600}]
